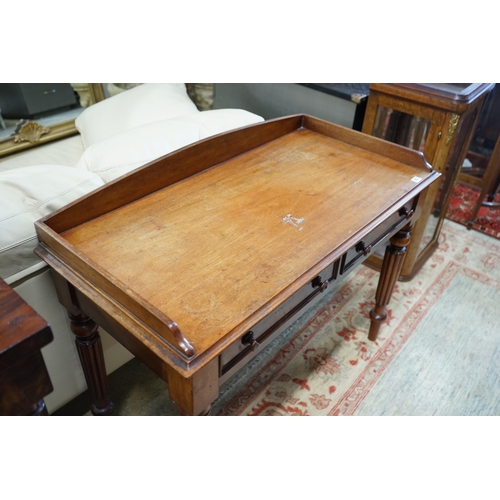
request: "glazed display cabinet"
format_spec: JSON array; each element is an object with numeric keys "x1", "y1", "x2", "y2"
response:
[{"x1": 362, "y1": 83, "x2": 494, "y2": 280}]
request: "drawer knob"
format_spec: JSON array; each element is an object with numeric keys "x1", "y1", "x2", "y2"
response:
[
  {"x1": 355, "y1": 241, "x2": 372, "y2": 256},
  {"x1": 312, "y1": 276, "x2": 329, "y2": 292},
  {"x1": 398, "y1": 207, "x2": 415, "y2": 219},
  {"x1": 242, "y1": 331, "x2": 260, "y2": 351}
]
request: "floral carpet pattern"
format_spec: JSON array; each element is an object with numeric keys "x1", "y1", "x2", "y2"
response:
[
  {"x1": 212, "y1": 219, "x2": 500, "y2": 416},
  {"x1": 445, "y1": 182, "x2": 500, "y2": 240}
]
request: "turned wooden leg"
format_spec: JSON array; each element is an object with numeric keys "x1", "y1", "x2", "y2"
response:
[
  {"x1": 467, "y1": 136, "x2": 500, "y2": 228},
  {"x1": 369, "y1": 223, "x2": 412, "y2": 341},
  {"x1": 68, "y1": 312, "x2": 114, "y2": 416}
]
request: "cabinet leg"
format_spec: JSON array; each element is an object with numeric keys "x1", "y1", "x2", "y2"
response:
[
  {"x1": 68, "y1": 312, "x2": 114, "y2": 416},
  {"x1": 369, "y1": 224, "x2": 412, "y2": 341}
]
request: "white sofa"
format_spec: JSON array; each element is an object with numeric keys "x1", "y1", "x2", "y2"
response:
[{"x1": 0, "y1": 83, "x2": 263, "y2": 413}]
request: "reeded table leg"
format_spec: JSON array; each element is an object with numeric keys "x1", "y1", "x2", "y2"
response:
[
  {"x1": 369, "y1": 223, "x2": 412, "y2": 341},
  {"x1": 69, "y1": 312, "x2": 114, "y2": 416}
]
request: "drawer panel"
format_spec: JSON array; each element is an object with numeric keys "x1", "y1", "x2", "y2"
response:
[
  {"x1": 21, "y1": 83, "x2": 78, "y2": 116},
  {"x1": 341, "y1": 200, "x2": 415, "y2": 275},
  {"x1": 0, "y1": 83, "x2": 78, "y2": 119},
  {"x1": 219, "y1": 259, "x2": 339, "y2": 382}
]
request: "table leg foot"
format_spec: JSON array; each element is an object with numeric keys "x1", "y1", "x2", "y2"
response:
[
  {"x1": 69, "y1": 312, "x2": 114, "y2": 416},
  {"x1": 369, "y1": 223, "x2": 412, "y2": 341}
]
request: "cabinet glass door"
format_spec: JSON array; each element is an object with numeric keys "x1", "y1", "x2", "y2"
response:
[
  {"x1": 371, "y1": 106, "x2": 436, "y2": 261},
  {"x1": 372, "y1": 107, "x2": 431, "y2": 152}
]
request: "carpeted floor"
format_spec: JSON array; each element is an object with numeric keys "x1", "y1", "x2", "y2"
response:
[
  {"x1": 54, "y1": 218, "x2": 500, "y2": 416},
  {"x1": 446, "y1": 181, "x2": 500, "y2": 239}
]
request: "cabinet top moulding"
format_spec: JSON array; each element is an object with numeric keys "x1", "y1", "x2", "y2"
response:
[{"x1": 369, "y1": 83, "x2": 495, "y2": 113}]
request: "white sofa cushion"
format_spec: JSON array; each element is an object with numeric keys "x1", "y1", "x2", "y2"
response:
[
  {"x1": 0, "y1": 165, "x2": 105, "y2": 283},
  {"x1": 75, "y1": 118, "x2": 208, "y2": 182},
  {"x1": 187, "y1": 108, "x2": 265, "y2": 138},
  {"x1": 75, "y1": 83, "x2": 198, "y2": 149},
  {"x1": 0, "y1": 135, "x2": 85, "y2": 173},
  {"x1": 75, "y1": 109, "x2": 264, "y2": 183}
]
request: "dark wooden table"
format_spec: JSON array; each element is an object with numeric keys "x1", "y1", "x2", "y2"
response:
[
  {"x1": 34, "y1": 115, "x2": 440, "y2": 416},
  {"x1": 0, "y1": 278, "x2": 54, "y2": 416}
]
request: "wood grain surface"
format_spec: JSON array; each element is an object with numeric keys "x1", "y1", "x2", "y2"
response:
[{"x1": 58, "y1": 127, "x2": 435, "y2": 356}]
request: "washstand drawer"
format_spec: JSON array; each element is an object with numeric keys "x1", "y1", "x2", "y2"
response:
[
  {"x1": 219, "y1": 259, "x2": 339, "y2": 382},
  {"x1": 340, "y1": 200, "x2": 415, "y2": 275}
]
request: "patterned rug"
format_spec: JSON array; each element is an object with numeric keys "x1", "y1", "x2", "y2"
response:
[
  {"x1": 72, "y1": 219, "x2": 500, "y2": 416},
  {"x1": 212, "y1": 219, "x2": 500, "y2": 416},
  {"x1": 446, "y1": 182, "x2": 500, "y2": 240}
]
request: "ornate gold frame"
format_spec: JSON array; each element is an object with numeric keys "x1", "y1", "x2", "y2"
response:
[{"x1": 0, "y1": 83, "x2": 105, "y2": 158}]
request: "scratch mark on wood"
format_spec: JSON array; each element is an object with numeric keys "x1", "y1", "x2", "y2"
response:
[{"x1": 282, "y1": 214, "x2": 305, "y2": 229}]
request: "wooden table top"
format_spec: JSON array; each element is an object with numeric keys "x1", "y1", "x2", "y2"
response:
[{"x1": 35, "y1": 115, "x2": 439, "y2": 366}]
